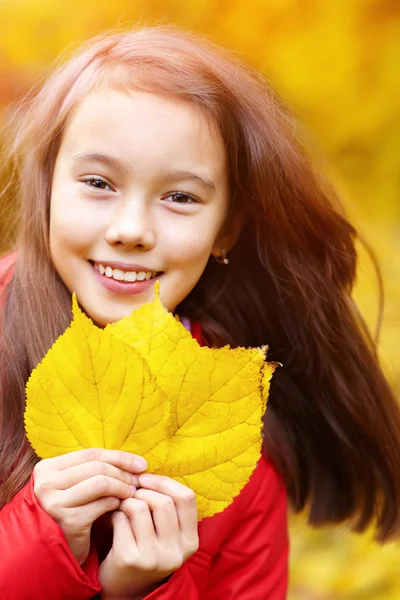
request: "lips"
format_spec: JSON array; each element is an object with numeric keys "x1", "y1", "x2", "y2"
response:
[{"x1": 89, "y1": 261, "x2": 162, "y2": 296}]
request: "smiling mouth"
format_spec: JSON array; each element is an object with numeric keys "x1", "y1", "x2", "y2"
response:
[{"x1": 89, "y1": 260, "x2": 162, "y2": 283}]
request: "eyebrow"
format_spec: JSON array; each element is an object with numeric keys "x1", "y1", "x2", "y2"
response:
[
  {"x1": 71, "y1": 153, "x2": 128, "y2": 173},
  {"x1": 164, "y1": 170, "x2": 216, "y2": 192},
  {"x1": 71, "y1": 152, "x2": 216, "y2": 192}
]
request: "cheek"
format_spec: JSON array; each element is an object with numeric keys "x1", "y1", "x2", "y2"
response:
[
  {"x1": 159, "y1": 226, "x2": 217, "y2": 312},
  {"x1": 165, "y1": 230, "x2": 213, "y2": 270},
  {"x1": 163, "y1": 213, "x2": 224, "y2": 268},
  {"x1": 50, "y1": 198, "x2": 98, "y2": 254}
]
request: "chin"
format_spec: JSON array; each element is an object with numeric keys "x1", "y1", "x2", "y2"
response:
[{"x1": 79, "y1": 304, "x2": 114, "y2": 328}]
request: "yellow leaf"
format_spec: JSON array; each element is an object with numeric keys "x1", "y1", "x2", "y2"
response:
[{"x1": 25, "y1": 284, "x2": 277, "y2": 519}]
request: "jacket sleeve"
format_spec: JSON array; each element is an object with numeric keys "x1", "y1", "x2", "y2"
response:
[
  {"x1": 0, "y1": 475, "x2": 101, "y2": 600},
  {"x1": 139, "y1": 565, "x2": 199, "y2": 600},
  {"x1": 0, "y1": 252, "x2": 16, "y2": 309},
  {"x1": 205, "y1": 454, "x2": 289, "y2": 599},
  {"x1": 141, "y1": 455, "x2": 288, "y2": 600},
  {"x1": 0, "y1": 252, "x2": 16, "y2": 285}
]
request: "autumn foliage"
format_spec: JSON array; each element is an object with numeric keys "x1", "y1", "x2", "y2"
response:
[{"x1": 25, "y1": 285, "x2": 275, "y2": 520}]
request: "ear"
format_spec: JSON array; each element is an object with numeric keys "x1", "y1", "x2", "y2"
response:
[{"x1": 211, "y1": 212, "x2": 244, "y2": 259}]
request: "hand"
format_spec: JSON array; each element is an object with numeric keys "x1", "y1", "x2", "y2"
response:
[
  {"x1": 33, "y1": 448, "x2": 147, "y2": 565},
  {"x1": 99, "y1": 474, "x2": 199, "y2": 598}
]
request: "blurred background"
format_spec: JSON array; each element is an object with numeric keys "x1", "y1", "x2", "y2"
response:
[{"x1": 0, "y1": 0, "x2": 398, "y2": 597}]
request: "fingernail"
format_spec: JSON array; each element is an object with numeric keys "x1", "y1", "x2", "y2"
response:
[
  {"x1": 131, "y1": 474, "x2": 139, "y2": 487},
  {"x1": 129, "y1": 485, "x2": 137, "y2": 496},
  {"x1": 133, "y1": 457, "x2": 147, "y2": 471}
]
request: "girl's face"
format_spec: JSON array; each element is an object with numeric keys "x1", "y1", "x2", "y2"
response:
[{"x1": 50, "y1": 88, "x2": 233, "y2": 326}]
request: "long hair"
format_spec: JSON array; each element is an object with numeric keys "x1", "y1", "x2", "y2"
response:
[{"x1": 1, "y1": 25, "x2": 400, "y2": 541}]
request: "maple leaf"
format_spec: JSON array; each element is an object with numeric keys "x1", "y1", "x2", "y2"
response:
[{"x1": 24, "y1": 285, "x2": 277, "y2": 519}]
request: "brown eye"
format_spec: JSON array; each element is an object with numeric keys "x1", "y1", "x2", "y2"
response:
[
  {"x1": 84, "y1": 177, "x2": 112, "y2": 191},
  {"x1": 165, "y1": 192, "x2": 198, "y2": 204}
]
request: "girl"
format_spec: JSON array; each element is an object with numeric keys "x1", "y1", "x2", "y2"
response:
[{"x1": 0, "y1": 25, "x2": 399, "y2": 600}]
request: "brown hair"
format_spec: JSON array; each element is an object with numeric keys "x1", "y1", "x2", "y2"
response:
[{"x1": 1, "y1": 25, "x2": 400, "y2": 541}]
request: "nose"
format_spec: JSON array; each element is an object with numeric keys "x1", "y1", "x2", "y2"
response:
[{"x1": 105, "y1": 196, "x2": 155, "y2": 250}]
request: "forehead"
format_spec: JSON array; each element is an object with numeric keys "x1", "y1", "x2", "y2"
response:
[{"x1": 59, "y1": 88, "x2": 227, "y2": 177}]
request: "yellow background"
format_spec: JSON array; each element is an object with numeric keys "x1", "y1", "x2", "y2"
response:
[{"x1": 0, "y1": 1, "x2": 398, "y2": 597}]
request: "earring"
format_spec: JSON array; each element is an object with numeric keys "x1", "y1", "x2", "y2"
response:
[{"x1": 214, "y1": 249, "x2": 230, "y2": 265}]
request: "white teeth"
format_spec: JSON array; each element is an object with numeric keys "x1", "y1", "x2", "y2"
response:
[
  {"x1": 124, "y1": 271, "x2": 137, "y2": 282},
  {"x1": 94, "y1": 263, "x2": 156, "y2": 283},
  {"x1": 112, "y1": 269, "x2": 125, "y2": 281}
]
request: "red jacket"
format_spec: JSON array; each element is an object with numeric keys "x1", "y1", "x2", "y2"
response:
[{"x1": 0, "y1": 254, "x2": 289, "y2": 599}]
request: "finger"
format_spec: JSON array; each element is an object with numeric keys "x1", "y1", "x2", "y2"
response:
[
  {"x1": 119, "y1": 497, "x2": 157, "y2": 551},
  {"x1": 138, "y1": 474, "x2": 198, "y2": 537},
  {"x1": 72, "y1": 496, "x2": 121, "y2": 528},
  {"x1": 45, "y1": 449, "x2": 147, "y2": 473},
  {"x1": 62, "y1": 475, "x2": 136, "y2": 507},
  {"x1": 111, "y1": 510, "x2": 138, "y2": 552},
  {"x1": 55, "y1": 461, "x2": 139, "y2": 490},
  {"x1": 134, "y1": 488, "x2": 180, "y2": 541}
]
